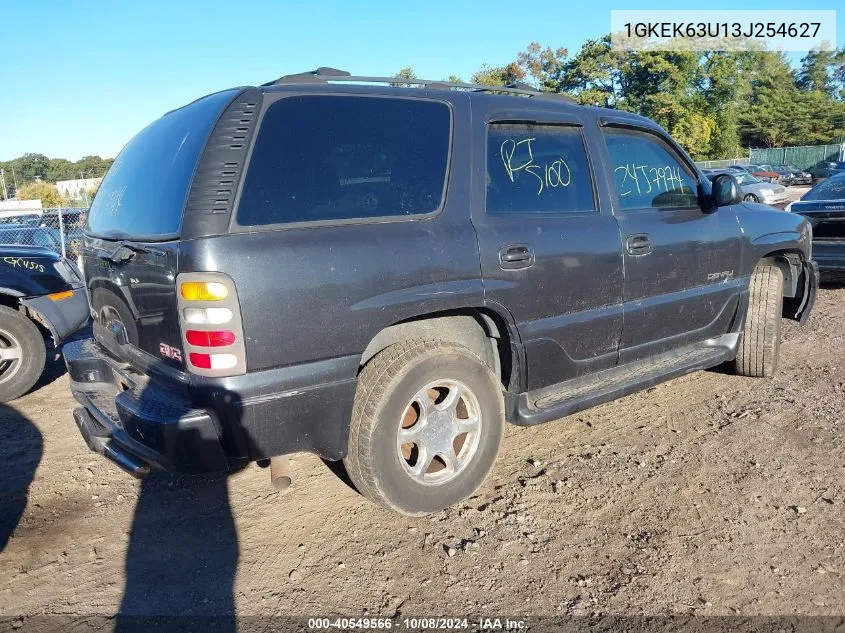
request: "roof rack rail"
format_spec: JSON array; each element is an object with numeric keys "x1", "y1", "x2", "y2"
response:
[{"x1": 262, "y1": 68, "x2": 576, "y2": 103}]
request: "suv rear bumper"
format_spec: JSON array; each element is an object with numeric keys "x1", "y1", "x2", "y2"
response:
[
  {"x1": 64, "y1": 337, "x2": 357, "y2": 475},
  {"x1": 64, "y1": 339, "x2": 230, "y2": 474}
]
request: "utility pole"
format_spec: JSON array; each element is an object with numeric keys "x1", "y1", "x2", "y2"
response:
[{"x1": 0, "y1": 169, "x2": 7, "y2": 201}]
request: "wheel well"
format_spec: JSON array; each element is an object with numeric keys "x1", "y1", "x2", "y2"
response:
[
  {"x1": 0, "y1": 292, "x2": 20, "y2": 310},
  {"x1": 759, "y1": 250, "x2": 808, "y2": 321},
  {"x1": 359, "y1": 309, "x2": 518, "y2": 389},
  {"x1": 759, "y1": 251, "x2": 802, "y2": 298}
]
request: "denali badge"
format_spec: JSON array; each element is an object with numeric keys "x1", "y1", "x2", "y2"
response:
[
  {"x1": 707, "y1": 270, "x2": 735, "y2": 282},
  {"x1": 159, "y1": 343, "x2": 182, "y2": 362}
]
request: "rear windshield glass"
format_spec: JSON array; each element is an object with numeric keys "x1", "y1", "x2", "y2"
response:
[
  {"x1": 803, "y1": 177, "x2": 845, "y2": 201},
  {"x1": 236, "y1": 95, "x2": 451, "y2": 226},
  {"x1": 86, "y1": 89, "x2": 237, "y2": 240}
]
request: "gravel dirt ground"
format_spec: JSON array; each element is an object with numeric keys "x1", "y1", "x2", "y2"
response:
[{"x1": 1, "y1": 277, "x2": 843, "y2": 624}]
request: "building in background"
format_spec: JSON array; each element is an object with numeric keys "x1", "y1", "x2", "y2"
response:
[{"x1": 55, "y1": 177, "x2": 102, "y2": 201}]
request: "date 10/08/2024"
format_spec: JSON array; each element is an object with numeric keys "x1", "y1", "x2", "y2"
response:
[{"x1": 307, "y1": 616, "x2": 527, "y2": 630}]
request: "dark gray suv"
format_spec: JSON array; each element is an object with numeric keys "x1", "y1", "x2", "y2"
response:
[{"x1": 65, "y1": 68, "x2": 818, "y2": 515}]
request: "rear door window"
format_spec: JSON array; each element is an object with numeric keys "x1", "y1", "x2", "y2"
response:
[
  {"x1": 87, "y1": 89, "x2": 238, "y2": 240},
  {"x1": 236, "y1": 95, "x2": 451, "y2": 226},
  {"x1": 486, "y1": 123, "x2": 596, "y2": 215}
]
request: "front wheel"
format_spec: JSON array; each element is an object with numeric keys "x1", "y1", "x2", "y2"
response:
[
  {"x1": 0, "y1": 305, "x2": 46, "y2": 403},
  {"x1": 732, "y1": 264, "x2": 783, "y2": 378},
  {"x1": 743, "y1": 193, "x2": 759, "y2": 203},
  {"x1": 344, "y1": 339, "x2": 504, "y2": 515}
]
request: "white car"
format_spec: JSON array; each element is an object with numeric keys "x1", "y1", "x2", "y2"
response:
[{"x1": 705, "y1": 170, "x2": 787, "y2": 205}]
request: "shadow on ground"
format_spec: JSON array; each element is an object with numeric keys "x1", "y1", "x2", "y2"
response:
[
  {"x1": 115, "y1": 471, "x2": 239, "y2": 632},
  {"x1": 0, "y1": 404, "x2": 43, "y2": 553}
]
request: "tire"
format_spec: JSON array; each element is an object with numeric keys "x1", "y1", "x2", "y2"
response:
[
  {"x1": 743, "y1": 193, "x2": 758, "y2": 203},
  {"x1": 732, "y1": 264, "x2": 784, "y2": 378},
  {"x1": 0, "y1": 305, "x2": 46, "y2": 403},
  {"x1": 344, "y1": 339, "x2": 504, "y2": 515}
]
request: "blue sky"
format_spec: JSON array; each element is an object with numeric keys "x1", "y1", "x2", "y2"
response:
[{"x1": 1, "y1": 0, "x2": 842, "y2": 161}]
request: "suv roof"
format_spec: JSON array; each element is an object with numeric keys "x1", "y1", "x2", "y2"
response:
[
  {"x1": 254, "y1": 66, "x2": 657, "y2": 128},
  {"x1": 261, "y1": 66, "x2": 577, "y2": 101}
]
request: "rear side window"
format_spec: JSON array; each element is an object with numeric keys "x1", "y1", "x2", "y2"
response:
[
  {"x1": 87, "y1": 89, "x2": 238, "y2": 240},
  {"x1": 604, "y1": 127, "x2": 699, "y2": 211},
  {"x1": 236, "y1": 96, "x2": 451, "y2": 226},
  {"x1": 486, "y1": 124, "x2": 595, "y2": 215}
]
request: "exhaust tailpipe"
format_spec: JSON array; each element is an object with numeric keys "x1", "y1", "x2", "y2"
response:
[{"x1": 270, "y1": 455, "x2": 292, "y2": 491}]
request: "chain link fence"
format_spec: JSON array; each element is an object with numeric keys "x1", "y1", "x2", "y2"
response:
[
  {"x1": 0, "y1": 208, "x2": 89, "y2": 260},
  {"x1": 695, "y1": 158, "x2": 750, "y2": 170}
]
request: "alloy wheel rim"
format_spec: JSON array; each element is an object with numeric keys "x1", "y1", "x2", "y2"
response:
[
  {"x1": 396, "y1": 379, "x2": 482, "y2": 486},
  {"x1": 0, "y1": 328, "x2": 24, "y2": 384}
]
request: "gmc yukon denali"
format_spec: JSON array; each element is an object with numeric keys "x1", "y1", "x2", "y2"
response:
[{"x1": 65, "y1": 68, "x2": 818, "y2": 515}]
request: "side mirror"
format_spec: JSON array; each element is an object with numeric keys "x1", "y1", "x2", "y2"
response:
[{"x1": 710, "y1": 173, "x2": 741, "y2": 207}]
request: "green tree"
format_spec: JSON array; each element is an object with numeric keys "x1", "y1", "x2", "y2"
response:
[
  {"x1": 516, "y1": 41, "x2": 569, "y2": 92},
  {"x1": 15, "y1": 181, "x2": 69, "y2": 208},
  {"x1": 470, "y1": 62, "x2": 525, "y2": 86},
  {"x1": 390, "y1": 67, "x2": 417, "y2": 88},
  {"x1": 47, "y1": 158, "x2": 75, "y2": 182},
  {"x1": 74, "y1": 155, "x2": 112, "y2": 179},
  {"x1": 739, "y1": 52, "x2": 800, "y2": 148},
  {"x1": 13, "y1": 153, "x2": 50, "y2": 182},
  {"x1": 797, "y1": 44, "x2": 838, "y2": 97},
  {"x1": 555, "y1": 36, "x2": 625, "y2": 107}
]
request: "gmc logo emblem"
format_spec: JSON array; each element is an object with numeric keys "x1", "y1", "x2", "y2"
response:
[{"x1": 159, "y1": 343, "x2": 183, "y2": 362}]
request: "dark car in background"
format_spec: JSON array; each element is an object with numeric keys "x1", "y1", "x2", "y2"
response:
[
  {"x1": 0, "y1": 244, "x2": 89, "y2": 402},
  {"x1": 808, "y1": 161, "x2": 845, "y2": 181},
  {"x1": 740, "y1": 164, "x2": 782, "y2": 183},
  {"x1": 772, "y1": 164, "x2": 812, "y2": 186},
  {"x1": 759, "y1": 164, "x2": 797, "y2": 184},
  {"x1": 787, "y1": 172, "x2": 845, "y2": 273}
]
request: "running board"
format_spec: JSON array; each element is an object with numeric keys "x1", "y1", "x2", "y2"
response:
[{"x1": 508, "y1": 335, "x2": 738, "y2": 427}]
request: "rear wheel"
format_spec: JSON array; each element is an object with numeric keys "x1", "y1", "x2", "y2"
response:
[
  {"x1": 0, "y1": 305, "x2": 46, "y2": 403},
  {"x1": 344, "y1": 339, "x2": 504, "y2": 515},
  {"x1": 743, "y1": 193, "x2": 758, "y2": 203},
  {"x1": 732, "y1": 264, "x2": 783, "y2": 378}
]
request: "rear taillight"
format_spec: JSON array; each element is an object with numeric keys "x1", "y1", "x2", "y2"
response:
[
  {"x1": 183, "y1": 307, "x2": 233, "y2": 325},
  {"x1": 176, "y1": 273, "x2": 246, "y2": 377},
  {"x1": 180, "y1": 281, "x2": 228, "y2": 301},
  {"x1": 185, "y1": 330, "x2": 236, "y2": 347},
  {"x1": 188, "y1": 352, "x2": 238, "y2": 370}
]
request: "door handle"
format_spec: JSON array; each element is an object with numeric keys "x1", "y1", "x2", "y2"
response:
[
  {"x1": 499, "y1": 244, "x2": 535, "y2": 270},
  {"x1": 625, "y1": 233, "x2": 653, "y2": 256}
]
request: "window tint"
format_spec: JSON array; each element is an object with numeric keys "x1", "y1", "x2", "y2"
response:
[
  {"x1": 604, "y1": 128, "x2": 699, "y2": 210},
  {"x1": 803, "y1": 176, "x2": 845, "y2": 201},
  {"x1": 236, "y1": 96, "x2": 451, "y2": 226},
  {"x1": 486, "y1": 124, "x2": 595, "y2": 215},
  {"x1": 87, "y1": 89, "x2": 238, "y2": 240}
]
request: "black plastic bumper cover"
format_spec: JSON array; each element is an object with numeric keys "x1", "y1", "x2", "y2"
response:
[
  {"x1": 64, "y1": 339, "x2": 229, "y2": 474},
  {"x1": 64, "y1": 336, "x2": 358, "y2": 474}
]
